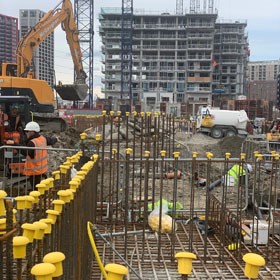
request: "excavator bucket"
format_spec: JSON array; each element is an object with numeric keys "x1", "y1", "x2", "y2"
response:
[{"x1": 55, "y1": 83, "x2": 88, "y2": 101}]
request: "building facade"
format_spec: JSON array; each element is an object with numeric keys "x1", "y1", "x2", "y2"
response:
[
  {"x1": 0, "y1": 14, "x2": 18, "y2": 64},
  {"x1": 247, "y1": 60, "x2": 280, "y2": 103},
  {"x1": 19, "y1": 9, "x2": 54, "y2": 87},
  {"x1": 99, "y1": 8, "x2": 248, "y2": 115}
]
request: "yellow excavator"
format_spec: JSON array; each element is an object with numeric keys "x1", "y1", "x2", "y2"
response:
[{"x1": 0, "y1": 0, "x2": 88, "y2": 131}]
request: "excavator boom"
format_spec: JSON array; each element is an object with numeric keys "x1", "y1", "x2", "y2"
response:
[{"x1": 16, "y1": 0, "x2": 88, "y2": 100}]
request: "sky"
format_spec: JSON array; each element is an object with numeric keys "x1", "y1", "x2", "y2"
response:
[{"x1": 1, "y1": 0, "x2": 280, "y2": 98}]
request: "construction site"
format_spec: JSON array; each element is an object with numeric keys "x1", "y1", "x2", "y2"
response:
[
  {"x1": 1, "y1": 0, "x2": 280, "y2": 279},
  {"x1": 0, "y1": 112, "x2": 280, "y2": 279}
]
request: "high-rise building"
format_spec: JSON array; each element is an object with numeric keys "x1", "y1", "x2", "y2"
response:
[
  {"x1": 99, "y1": 8, "x2": 248, "y2": 115},
  {"x1": 248, "y1": 60, "x2": 280, "y2": 81},
  {"x1": 19, "y1": 9, "x2": 54, "y2": 87},
  {"x1": 247, "y1": 60, "x2": 280, "y2": 102},
  {"x1": 0, "y1": 14, "x2": 18, "y2": 64}
]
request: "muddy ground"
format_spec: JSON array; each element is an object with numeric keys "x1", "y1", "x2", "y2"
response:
[{"x1": 47, "y1": 125, "x2": 258, "y2": 213}]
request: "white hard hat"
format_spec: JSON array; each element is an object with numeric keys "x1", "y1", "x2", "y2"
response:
[
  {"x1": 24, "y1": 121, "x2": 40, "y2": 132},
  {"x1": 246, "y1": 164, "x2": 253, "y2": 173}
]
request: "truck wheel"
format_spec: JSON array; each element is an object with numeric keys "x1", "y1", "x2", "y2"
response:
[
  {"x1": 210, "y1": 127, "x2": 223, "y2": 138},
  {"x1": 225, "y1": 129, "x2": 236, "y2": 137}
]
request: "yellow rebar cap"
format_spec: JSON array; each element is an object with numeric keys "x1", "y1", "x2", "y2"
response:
[
  {"x1": 0, "y1": 190, "x2": 7, "y2": 199},
  {"x1": 243, "y1": 253, "x2": 265, "y2": 279},
  {"x1": 243, "y1": 253, "x2": 265, "y2": 266},
  {"x1": 43, "y1": 251, "x2": 66, "y2": 277},
  {"x1": 13, "y1": 236, "x2": 29, "y2": 246},
  {"x1": 31, "y1": 263, "x2": 56, "y2": 277},
  {"x1": 105, "y1": 263, "x2": 128, "y2": 276},
  {"x1": 175, "y1": 252, "x2": 197, "y2": 275}
]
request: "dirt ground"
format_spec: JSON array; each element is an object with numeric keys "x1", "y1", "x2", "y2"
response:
[
  {"x1": 48, "y1": 124, "x2": 248, "y2": 211},
  {"x1": 177, "y1": 132, "x2": 245, "y2": 158}
]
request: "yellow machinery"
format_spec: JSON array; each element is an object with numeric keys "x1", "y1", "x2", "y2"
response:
[
  {"x1": 0, "y1": 0, "x2": 88, "y2": 129},
  {"x1": 266, "y1": 132, "x2": 280, "y2": 141}
]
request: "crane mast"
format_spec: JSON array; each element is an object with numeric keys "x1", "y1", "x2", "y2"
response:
[
  {"x1": 74, "y1": 0, "x2": 94, "y2": 108},
  {"x1": 121, "y1": 0, "x2": 133, "y2": 111}
]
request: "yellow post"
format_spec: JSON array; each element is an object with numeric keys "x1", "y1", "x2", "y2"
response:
[
  {"x1": 52, "y1": 200, "x2": 65, "y2": 214},
  {"x1": 39, "y1": 218, "x2": 53, "y2": 234},
  {"x1": 0, "y1": 190, "x2": 7, "y2": 216},
  {"x1": 35, "y1": 183, "x2": 47, "y2": 195},
  {"x1": 60, "y1": 165, "x2": 70, "y2": 175},
  {"x1": 46, "y1": 210, "x2": 60, "y2": 224},
  {"x1": 0, "y1": 218, "x2": 6, "y2": 235},
  {"x1": 29, "y1": 191, "x2": 41, "y2": 204},
  {"x1": 243, "y1": 253, "x2": 265, "y2": 279},
  {"x1": 21, "y1": 223, "x2": 38, "y2": 243},
  {"x1": 69, "y1": 180, "x2": 79, "y2": 191},
  {"x1": 25, "y1": 195, "x2": 35, "y2": 209},
  {"x1": 76, "y1": 170, "x2": 86, "y2": 180},
  {"x1": 57, "y1": 190, "x2": 72, "y2": 203},
  {"x1": 105, "y1": 263, "x2": 128, "y2": 280},
  {"x1": 31, "y1": 263, "x2": 56, "y2": 280},
  {"x1": 12, "y1": 209, "x2": 17, "y2": 223},
  {"x1": 13, "y1": 236, "x2": 29, "y2": 258},
  {"x1": 33, "y1": 221, "x2": 48, "y2": 240},
  {"x1": 43, "y1": 252, "x2": 66, "y2": 278},
  {"x1": 15, "y1": 196, "x2": 26, "y2": 210},
  {"x1": 175, "y1": 252, "x2": 197, "y2": 275},
  {"x1": 80, "y1": 132, "x2": 87, "y2": 140},
  {"x1": 52, "y1": 170, "x2": 60, "y2": 180}
]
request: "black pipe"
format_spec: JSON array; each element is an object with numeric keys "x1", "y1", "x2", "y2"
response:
[{"x1": 208, "y1": 178, "x2": 222, "y2": 191}]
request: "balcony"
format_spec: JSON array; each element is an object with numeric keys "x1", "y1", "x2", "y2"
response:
[
  {"x1": 188, "y1": 66, "x2": 211, "y2": 71},
  {"x1": 133, "y1": 24, "x2": 178, "y2": 30},
  {"x1": 187, "y1": 77, "x2": 211, "y2": 82},
  {"x1": 188, "y1": 55, "x2": 211, "y2": 60},
  {"x1": 185, "y1": 23, "x2": 215, "y2": 29},
  {"x1": 188, "y1": 44, "x2": 212, "y2": 49},
  {"x1": 187, "y1": 87, "x2": 211, "y2": 92}
]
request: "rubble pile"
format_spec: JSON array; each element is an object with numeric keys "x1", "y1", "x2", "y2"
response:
[
  {"x1": 185, "y1": 133, "x2": 245, "y2": 158},
  {"x1": 45, "y1": 127, "x2": 81, "y2": 171}
]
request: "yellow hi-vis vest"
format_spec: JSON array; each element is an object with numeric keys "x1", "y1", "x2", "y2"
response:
[
  {"x1": 227, "y1": 164, "x2": 246, "y2": 184},
  {"x1": 23, "y1": 136, "x2": 48, "y2": 176}
]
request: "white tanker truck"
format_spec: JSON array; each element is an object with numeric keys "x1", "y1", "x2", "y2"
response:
[{"x1": 196, "y1": 106, "x2": 250, "y2": 138}]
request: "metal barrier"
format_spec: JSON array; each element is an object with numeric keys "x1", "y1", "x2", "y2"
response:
[{"x1": 0, "y1": 144, "x2": 98, "y2": 279}]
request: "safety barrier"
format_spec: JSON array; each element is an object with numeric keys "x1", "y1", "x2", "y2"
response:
[{"x1": 0, "y1": 143, "x2": 98, "y2": 279}]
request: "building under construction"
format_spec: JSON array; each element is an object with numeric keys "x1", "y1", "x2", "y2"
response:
[{"x1": 99, "y1": 2, "x2": 248, "y2": 115}]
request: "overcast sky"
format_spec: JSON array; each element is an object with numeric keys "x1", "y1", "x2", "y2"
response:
[{"x1": 1, "y1": 0, "x2": 280, "y2": 96}]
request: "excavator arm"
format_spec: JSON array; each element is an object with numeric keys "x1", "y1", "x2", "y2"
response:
[{"x1": 16, "y1": 0, "x2": 88, "y2": 100}]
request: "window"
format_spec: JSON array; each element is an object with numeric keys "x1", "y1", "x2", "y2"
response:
[{"x1": 146, "y1": 97, "x2": 156, "y2": 105}]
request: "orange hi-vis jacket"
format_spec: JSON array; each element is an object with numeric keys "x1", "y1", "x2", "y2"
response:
[
  {"x1": 4, "y1": 131, "x2": 20, "y2": 144},
  {"x1": 23, "y1": 135, "x2": 48, "y2": 176}
]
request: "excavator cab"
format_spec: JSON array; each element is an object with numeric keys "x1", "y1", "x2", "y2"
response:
[
  {"x1": 0, "y1": 63, "x2": 17, "y2": 77},
  {"x1": 0, "y1": 96, "x2": 31, "y2": 144}
]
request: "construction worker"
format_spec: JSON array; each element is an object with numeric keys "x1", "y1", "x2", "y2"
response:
[
  {"x1": 270, "y1": 119, "x2": 280, "y2": 133},
  {"x1": 22, "y1": 121, "x2": 57, "y2": 189},
  {"x1": 8, "y1": 106, "x2": 23, "y2": 132},
  {"x1": 3, "y1": 106, "x2": 24, "y2": 146},
  {"x1": 227, "y1": 163, "x2": 252, "y2": 186}
]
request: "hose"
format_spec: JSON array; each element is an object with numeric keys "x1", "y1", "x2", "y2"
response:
[{"x1": 87, "y1": 221, "x2": 108, "y2": 279}]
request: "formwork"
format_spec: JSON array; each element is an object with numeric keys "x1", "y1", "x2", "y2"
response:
[{"x1": 0, "y1": 112, "x2": 280, "y2": 279}]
